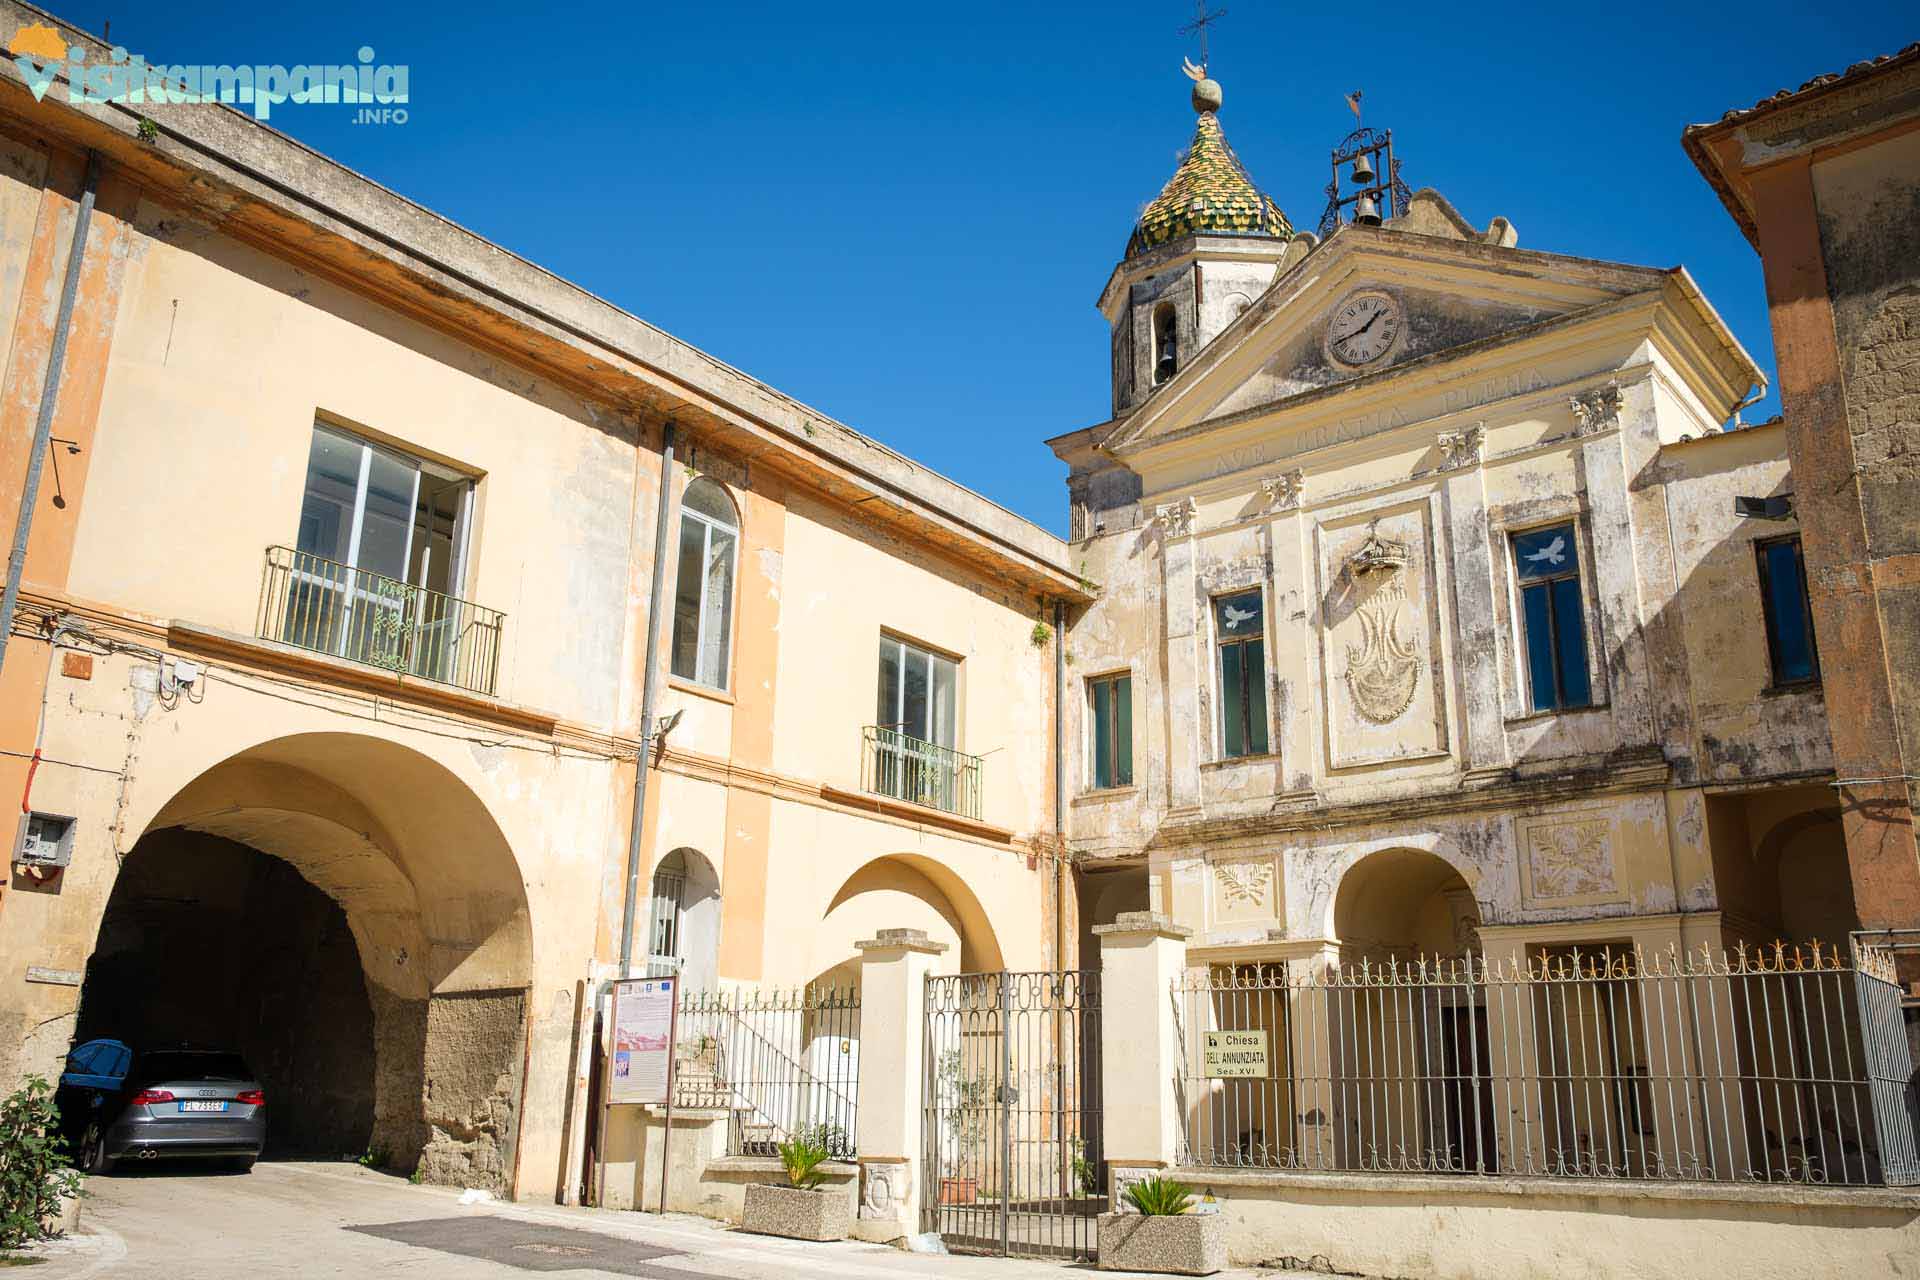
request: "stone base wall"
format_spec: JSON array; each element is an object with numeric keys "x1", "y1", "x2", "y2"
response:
[
  {"x1": 1179, "y1": 1168, "x2": 1920, "y2": 1280},
  {"x1": 598, "y1": 1106, "x2": 857, "y2": 1223}
]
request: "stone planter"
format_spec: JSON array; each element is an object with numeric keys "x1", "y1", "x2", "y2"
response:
[
  {"x1": 39, "y1": 1182, "x2": 82, "y2": 1236},
  {"x1": 1098, "y1": 1211, "x2": 1226, "y2": 1275},
  {"x1": 741, "y1": 1183, "x2": 851, "y2": 1242}
]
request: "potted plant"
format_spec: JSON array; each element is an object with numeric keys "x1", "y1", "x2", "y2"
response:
[
  {"x1": 935, "y1": 1050, "x2": 987, "y2": 1205},
  {"x1": 1098, "y1": 1175, "x2": 1226, "y2": 1276},
  {"x1": 739, "y1": 1134, "x2": 850, "y2": 1242}
]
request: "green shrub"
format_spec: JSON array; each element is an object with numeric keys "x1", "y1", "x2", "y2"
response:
[
  {"x1": 0, "y1": 1077, "x2": 81, "y2": 1250},
  {"x1": 1123, "y1": 1174, "x2": 1194, "y2": 1217},
  {"x1": 776, "y1": 1135, "x2": 831, "y2": 1191}
]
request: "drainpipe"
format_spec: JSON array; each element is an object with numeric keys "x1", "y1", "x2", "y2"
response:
[
  {"x1": 1053, "y1": 599, "x2": 1067, "y2": 968},
  {"x1": 0, "y1": 152, "x2": 100, "y2": 676},
  {"x1": 619, "y1": 421, "x2": 676, "y2": 978}
]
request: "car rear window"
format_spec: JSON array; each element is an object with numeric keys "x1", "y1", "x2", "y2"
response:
[{"x1": 136, "y1": 1052, "x2": 251, "y2": 1082}]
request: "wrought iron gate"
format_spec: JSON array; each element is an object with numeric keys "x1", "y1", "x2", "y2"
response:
[
  {"x1": 922, "y1": 970, "x2": 1104, "y2": 1259},
  {"x1": 1854, "y1": 932, "x2": 1920, "y2": 1185}
]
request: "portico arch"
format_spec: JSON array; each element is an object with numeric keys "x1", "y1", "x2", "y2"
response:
[
  {"x1": 1332, "y1": 846, "x2": 1483, "y2": 961},
  {"x1": 77, "y1": 732, "x2": 533, "y2": 1186}
]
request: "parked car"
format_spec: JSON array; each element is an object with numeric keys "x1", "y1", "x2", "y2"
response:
[{"x1": 59, "y1": 1044, "x2": 265, "y2": 1174}]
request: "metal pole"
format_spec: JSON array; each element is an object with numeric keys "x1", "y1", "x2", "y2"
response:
[
  {"x1": 620, "y1": 422, "x2": 677, "y2": 975},
  {"x1": 0, "y1": 152, "x2": 99, "y2": 675},
  {"x1": 660, "y1": 978, "x2": 680, "y2": 1215}
]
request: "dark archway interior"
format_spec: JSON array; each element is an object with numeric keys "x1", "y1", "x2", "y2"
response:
[{"x1": 76, "y1": 829, "x2": 377, "y2": 1158}]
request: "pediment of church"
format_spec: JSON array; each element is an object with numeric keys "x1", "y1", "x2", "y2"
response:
[{"x1": 1103, "y1": 228, "x2": 1674, "y2": 458}]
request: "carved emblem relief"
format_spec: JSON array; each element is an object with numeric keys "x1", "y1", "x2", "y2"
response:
[
  {"x1": 1214, "y1": 859, "x2": 1273, "y2": 907},
  {"x1": 1569, "y1": 381, "x2": 1623, "y2": 435},
  {"x1": 1154, "y1": 497, "x2": 1197, "y2": 537},
  {"x1": 1260, "y1": 468, "x2": 1305, "y2": 512},
  {"x1": 1317, "y1": 504, "x2": 1450, "y2": 770},
  {"x1": 860, "y1": 1160, "x2": 909, "y2": 1220},
  {"x1": 1523, "y1": 819, "x2": 1619, "y2": 904},
  {"x1": 1341, "y1": 530, "x2": 1420, "y2": 725}
]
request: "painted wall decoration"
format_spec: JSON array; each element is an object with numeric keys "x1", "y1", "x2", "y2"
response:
[{"x1": 1341, "y1": 529, "x2": 1421, "y2": 725}]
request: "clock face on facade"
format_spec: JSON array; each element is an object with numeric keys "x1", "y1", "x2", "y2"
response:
[{"x1": 1326, "y1": 291, "x2": 1402, "y2": 367}]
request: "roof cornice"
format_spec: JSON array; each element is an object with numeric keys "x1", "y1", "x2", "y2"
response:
[{"x1": 0, "y1": 0, "x2": 1083, "y2": 601}]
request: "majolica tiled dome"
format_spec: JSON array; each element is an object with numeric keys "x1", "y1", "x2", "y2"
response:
[{"x1": 1126, "y1": 76, "x2": 1292, "y2": 259}]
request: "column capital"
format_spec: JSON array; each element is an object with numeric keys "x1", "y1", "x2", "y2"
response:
[
  {"x1": 855, "y1": 928, "x2": 949, "y2": 956},
  {"x1": 1093, "y1": 911, "x2": 1192, "y2": 942}
]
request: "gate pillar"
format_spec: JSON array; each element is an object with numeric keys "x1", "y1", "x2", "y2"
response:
[
  {"x1": 1095, "y1": 911, "x2": 1190, "y2": 1203},
  {"x1": 853, "y1": 927, "x2": 947, "y2": 1242}
]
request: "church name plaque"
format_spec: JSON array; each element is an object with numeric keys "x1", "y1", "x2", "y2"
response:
[{"x1": 1203, "y1": 1029, "x2": 1269, "y2": 1078}]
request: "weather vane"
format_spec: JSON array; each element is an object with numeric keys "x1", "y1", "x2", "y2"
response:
[{"x1": 1179, "y1": 0, "x2": 1228, "y2": 73}]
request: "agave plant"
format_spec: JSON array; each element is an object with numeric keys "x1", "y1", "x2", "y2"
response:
[{"x1": 1123, "y1": 1174, "x2": 1195, "y2": 1217}]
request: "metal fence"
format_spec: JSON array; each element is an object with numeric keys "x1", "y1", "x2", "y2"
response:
[
  {"x1": 673, "y1": 985, "x2": 860, "y2": 1159},
  {"x1": 864, "y1": 725, "x2": 983, "y2": 820},
  {"x1": 1175, "y1": 941, "x2": 1913, "y2": 1186},
  {"x1": 259, "y1": 545, "x2": 505, "y2": 695}
]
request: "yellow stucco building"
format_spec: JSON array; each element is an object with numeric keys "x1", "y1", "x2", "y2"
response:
[{"x1": 0, "y1": 11, "x2": 1915, "y2": 1275}]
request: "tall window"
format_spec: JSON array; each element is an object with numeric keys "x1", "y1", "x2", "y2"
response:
[
  {"x1": 877, "y1": 635, "x2": 957, "y2": 748},
  {"x1": 1153, "y1": 304, "x2": 1179, "y2": 384},
  {"x1": 1088, "y1": 672, "x2": 1133, "y2": 789},
  {"x1": 670, "y1": 479, "x2": 738, "y2": 689},
  {"x1": 290, "y1": 422, "x2": 473, "y2": 677},
  {"x1": 1513, "y1": 523, "x2": 1592, "y2": 712},
  {"x1": 1756, "y1": 535, "x2": 1819, "y2": 686},
  {"x1": 644, "y1": 849, "x2": 686, "y2": 978},
  {"x1": 1215, "y1": 590, "x2": 1269, "y2": 758}
]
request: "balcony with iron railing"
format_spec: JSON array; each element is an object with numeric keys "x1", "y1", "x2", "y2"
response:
[
  {"x1": 862, "y1": 725, "x2": 983, "y2": 821},
  {"x1": 257, "y1": 546, "x2": 505, "y2": 696}
]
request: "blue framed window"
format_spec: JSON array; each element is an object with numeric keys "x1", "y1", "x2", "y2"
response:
[
  {"x1": 1215, "y1": 590, "x2": 1270, "y2": 758},
  {"x1": 1756, "y1": 536, "x2": 1818, "y2": 686},
  {"x1": 1088, "y1": 673, "x2": 1134, "y2": 789},
  {"x1": 1512, "y1": 523, "x2": 1592, "y2": 713}
]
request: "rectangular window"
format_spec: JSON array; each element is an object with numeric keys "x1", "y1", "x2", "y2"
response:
[
  {"x1": 1088, "y1": 672, "x2": 1133, "y2": 790},
  {"x1": 1756, "y1": 536, "x2": 1819, "y2": 686},
  {"x1": 1215, "y1": 590, "x2": 1269, "y2": 759},
  {"x1": 288, "y1": 422, "x2": 474, "y2": 680},
  {"x1": 1512, "y1": 523, "x2": 1591, "y2": 712},
  {"x1": 876, "y1": 635, "x2": 958, "y2": 749}
]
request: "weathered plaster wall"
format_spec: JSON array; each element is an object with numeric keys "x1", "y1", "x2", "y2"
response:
[{"x1": 1062, "y1": 228, "x2": 1818, "y2": 962}]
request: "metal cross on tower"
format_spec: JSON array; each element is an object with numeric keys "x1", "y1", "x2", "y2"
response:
[{"x1": 1179, "y1": 0, "x2": 1228, "y2": 72}]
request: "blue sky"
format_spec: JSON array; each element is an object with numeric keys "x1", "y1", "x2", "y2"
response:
[{"x1": 87, "y1": 2, "x2": 1916, "y2": 537}]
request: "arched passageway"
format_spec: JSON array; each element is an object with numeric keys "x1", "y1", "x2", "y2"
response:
[{"x1": 76, "y1": 733, "x2": 533, "y2": 1186}]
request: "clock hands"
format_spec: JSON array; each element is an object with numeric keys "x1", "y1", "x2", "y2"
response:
[{"x1": 1334, "y1": 304, "x2": 1388, "y2": 345}]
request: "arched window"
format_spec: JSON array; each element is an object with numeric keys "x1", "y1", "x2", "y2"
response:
[
  {"x1": 1153, "y1": 304, "x2": 1179, "y2": 384},
  {"x1": 670, "y1": 479, "x2": 738, "y2": 688},
  {"x1": 644, "y1": 848, "x2": 721, "y2": 987}
]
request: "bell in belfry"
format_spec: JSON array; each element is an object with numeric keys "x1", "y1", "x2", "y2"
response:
[
  {"x1": 1350, "y1": 151, "x2": 1376, "y2": 186},
  {"x1": 1354, "y1": 192, "x2": 1382, "y2": 226}
]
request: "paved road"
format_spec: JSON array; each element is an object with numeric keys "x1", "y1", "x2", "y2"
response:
[{"x1": 19, "y1": 1161, "x2": 1319, "y2": 1279}]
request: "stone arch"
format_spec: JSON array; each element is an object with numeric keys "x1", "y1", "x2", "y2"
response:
[
  {"x1": 818, "y1": 853, "x2": 1004, "y2": 976},
  {"x1": 80, "y1": 731, "x2": 534, "y2": 1187},
  {"x1": 1331, "y1": 846, "x2": 1483, "y2": 961}
]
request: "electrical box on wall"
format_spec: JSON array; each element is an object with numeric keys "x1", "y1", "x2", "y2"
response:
[{"x1": 15, "y1": 812, "x2": 76, "y2": 868}]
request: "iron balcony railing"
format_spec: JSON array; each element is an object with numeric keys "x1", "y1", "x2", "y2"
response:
[
  {"x1": 863, "y1": 725, "x2": 983, "y2": 820},
  {"x1": 258, "y1": 546, "x2": 505, "y2": 696}
]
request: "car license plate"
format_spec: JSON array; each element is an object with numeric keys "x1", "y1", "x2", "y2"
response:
[{"x1": 180, "y1": 1101, "x2": 227, "y2": 1113}]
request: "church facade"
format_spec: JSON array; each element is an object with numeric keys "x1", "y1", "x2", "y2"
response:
[{"x1": 1057, "y1": 73, "x2": 1849, "y2": 980}]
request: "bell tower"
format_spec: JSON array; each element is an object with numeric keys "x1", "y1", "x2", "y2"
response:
[{"x1": 1101, "y1": 66, "x2": 1295, "y2": 416}]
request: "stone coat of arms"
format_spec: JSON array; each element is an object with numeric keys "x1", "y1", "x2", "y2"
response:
[{"x1": 1341, "y1": 531, "x2": 1421, "y2": 725}]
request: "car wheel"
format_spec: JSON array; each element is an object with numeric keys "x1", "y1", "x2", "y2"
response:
[
  {"x1": 80, "y1": 1123, "x2": 114, "y2": 1175},
  {"x1": 230, "y1": 1155, "x2": 256, "y2": 1174}
]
